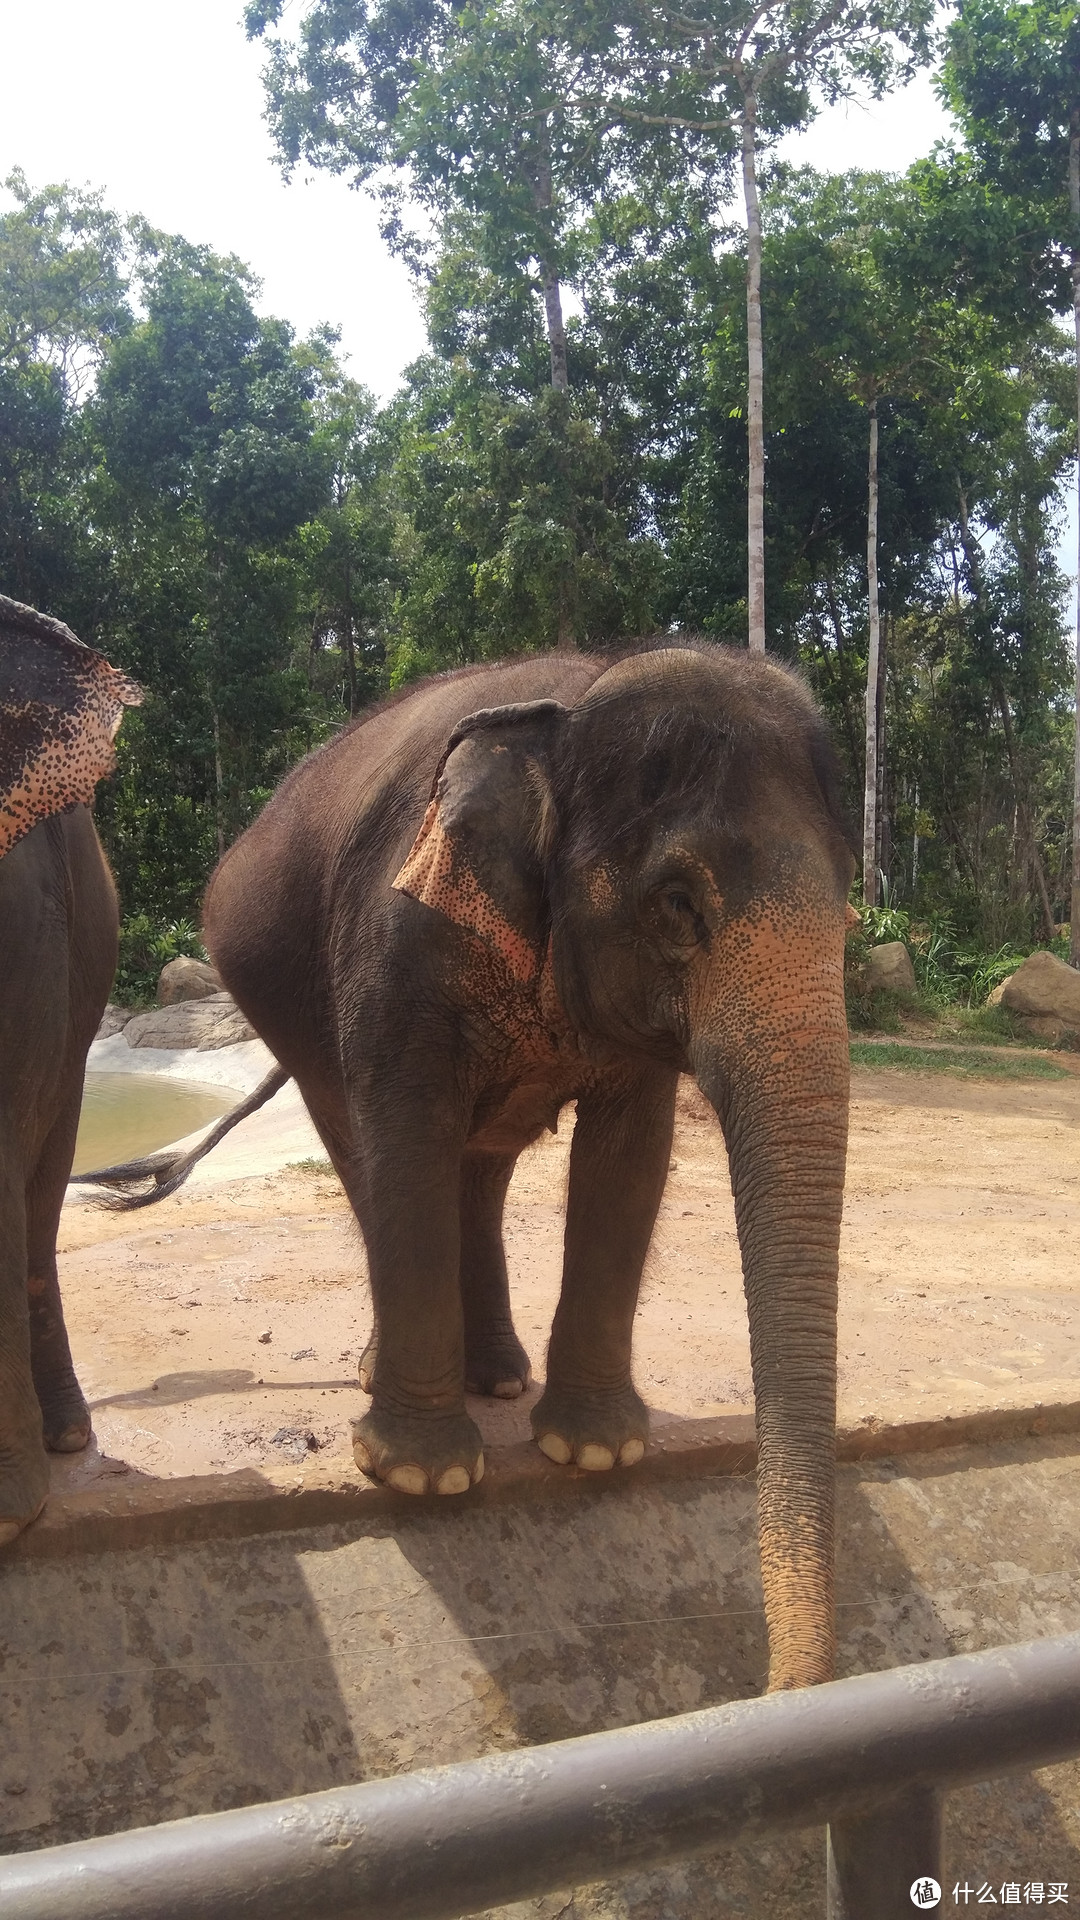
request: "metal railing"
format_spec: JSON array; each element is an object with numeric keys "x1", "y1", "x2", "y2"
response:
[{"x1": 4, "y1": 1632, "x2": 1079, "y2": 1920}]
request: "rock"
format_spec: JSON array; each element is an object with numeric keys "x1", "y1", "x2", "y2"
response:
[
  {"x1": 864, "y1": 941, "x2": 917, "y2": 998},
  {"x1": 1000, "y1": 951, "x2": 1080, "y2": 1043},
  {"x1": 96, "y1": 1004, "x2": 136, "y2": 1040},
  {"x1": 1014, "y1": 1012, "x2": 1068, "y2": 1044},
  {"x1": 986, "y1": 978, "x2": 1012, "y2": 1008},
  {"x1": 123, "y1": 993, "x2": 255, "y2": 1051},
  {"x1": 157, "y1": 955, "x2": 222, "y2": 1005}
]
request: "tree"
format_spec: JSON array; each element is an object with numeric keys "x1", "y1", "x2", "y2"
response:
[
  {"x1": 298, "y1": 365, "x2": 396, "y2": 716},
  {"x1": 244, "y1": 0, "x2": 628, "y2": 399},
  {"x1": 91, "y1": 236, "x2": 330, "y2": 873},
  {"x1": 584, "y1": 0, "x2": 935, "y2": 649},
  {"x1": 941, "y1": 0, "x2": 1080, "y2": 957},
  {"x1": 0, "y1": 171, "x2": 130, "y2": 608},
  {"x1": 248, "y1": 0, "x2": 933, "y2": 653}
]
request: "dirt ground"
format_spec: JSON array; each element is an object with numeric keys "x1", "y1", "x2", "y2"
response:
[{"x1": 49, "y1": 1061, "x2": 1080, "y2": 1499}]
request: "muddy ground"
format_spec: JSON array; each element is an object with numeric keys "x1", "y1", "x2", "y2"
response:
[{"x1": 52, "y1": 1063, "x2": 1080, "y2": 1496}]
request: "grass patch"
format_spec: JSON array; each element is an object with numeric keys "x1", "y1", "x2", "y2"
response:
[
  {"x1": 850, "y1": 1040, "x2": 1068, "y2": 1081},
  {"x1": 932, "y1": 1004, "x2": 1030, "y2": 1048},
  {"x1": 286, "y1": 1157, "x2": 335, "y2": 1175}
]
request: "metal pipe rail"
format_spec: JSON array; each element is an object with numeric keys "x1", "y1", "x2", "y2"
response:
[{"x1": 4, "y1": 1632, "x2": 1080, "y2": 1920}]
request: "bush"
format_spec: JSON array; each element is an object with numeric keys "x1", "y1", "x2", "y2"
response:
[
  {"x1": 113, "y1": 915, "x2": 208, "y2": 1007},
  {"x1": 849, "y1": 895, "x2": 1053, "y2": 1011}
]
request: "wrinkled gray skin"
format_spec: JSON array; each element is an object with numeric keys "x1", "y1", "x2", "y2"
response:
[
  {"x1": 0, "y1": 809, "x2": 118, "y2": 1542},
  {"x1": 205, "y1": 640, "x2": 854, "y2": 1691}
]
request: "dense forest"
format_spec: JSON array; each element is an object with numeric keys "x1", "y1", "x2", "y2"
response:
[{"x1": 2, "y1": 0, "x2": 1078, "y2": 1003}]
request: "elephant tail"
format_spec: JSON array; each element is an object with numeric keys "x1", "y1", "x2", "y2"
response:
[{"x1": 71, "y1": 1064, "x2": 291, "y2": 1209}]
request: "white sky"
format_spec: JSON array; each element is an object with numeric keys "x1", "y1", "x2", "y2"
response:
[{"x1": 0, "y1": 1, "x2": 1074, "y2": 607}]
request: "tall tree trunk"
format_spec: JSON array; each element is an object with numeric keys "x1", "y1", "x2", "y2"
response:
[
  {"x1": 555, "y1": 574, "x2": 574, "y2": 651},
  {"x1": 210, "y1": 695, "x2": 225, "y2": 863},
  {"x1": 876, "y1": 611, "x2": 888, "y2": 882},
  {"x1": 1060, "y1": 108, "x2": 1068, "y2": 960},
  {"x1": 995, "y1": 678, "x2": 1057, "y2": 944},
  {"x1": 741, "y1": 91, "x2": 766, "y2": 654},
  {"x1": 343, "y1": 553, "x2": 357, "y2": 716},
  {"x1": 541, "y1": 262, "x2": 569, "y2": 394},
  {"x1": 862, "y1": 401, "x2": 881, "y2": 907},
  {"x1": 957, "y1": 486, "x2": 1056, "y2": 944},
  {"x1": 1070, "y1": 113, "x2": 1080, "y2": 965},
  {"x1": 529, "y1": 132, "x2": 569, "y2": 394}
]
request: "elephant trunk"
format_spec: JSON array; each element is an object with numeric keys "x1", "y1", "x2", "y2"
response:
[{"x1": 692, "y1": 903, "x2": 849, "y2": 1693}]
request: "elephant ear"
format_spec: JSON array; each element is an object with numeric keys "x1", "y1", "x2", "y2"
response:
[
  {"x1": 393, "y1": 700, "x2": 567, "y2": 984},
  {"x1": 0, "y1": 594, "x2": 143, "y2": 860}
]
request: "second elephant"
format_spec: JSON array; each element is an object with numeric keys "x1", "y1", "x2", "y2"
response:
[{"x1": 204, "y1": 638, "x2": 854, "y2": 1692}]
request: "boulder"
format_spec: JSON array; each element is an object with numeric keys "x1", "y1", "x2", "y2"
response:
[
  {"x1": 123, "y1": 993, "x2": 255, "y2": 1051},
  {"x1": 999, "y1": 950, "x2": 1080, "y2": 1044},
  {"x1": 157, "y1": 955, "x2": 222, "y2": 1005},
  {"x1": 986, "y1": 978, "x2": 1012, "y2": 1008},
  {"x1": 864, "y1": 941, "x2": 917, "y2": 998},
  {"x1": 96, "y1": 1004, "x2": 136, "y2": 1040}
]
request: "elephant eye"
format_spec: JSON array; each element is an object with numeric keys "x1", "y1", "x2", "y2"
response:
[{"x1": 651, "y1": 885, "x2": 704, "y2": 950}]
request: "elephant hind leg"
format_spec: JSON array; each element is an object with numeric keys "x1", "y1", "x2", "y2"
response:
[
  {"x1": 26, "y1": 1090, "x2": 90, "y2": 1454},
  {"x1": 460, "y1": 1150, "x2": 531, "y2": 1399},
  {"x1": 359, "y1": 1149, "x2": 531, "y2": 1400},
  {"x1": 0, "y1": 1130, "x2": 49, "y2": 1542}
]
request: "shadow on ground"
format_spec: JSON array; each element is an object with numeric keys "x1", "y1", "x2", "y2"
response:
[{"x1": 3, "y1": 1436, "x2": 1080, "y2": 1916}]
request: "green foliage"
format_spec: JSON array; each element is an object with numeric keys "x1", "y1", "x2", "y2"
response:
[
  {"x1": 1, "y1": 65, "x2": 1077, "y2": 974},
  {"x1": 941, "y1": 0, "x2": 1080, "y2": 296},
  {"x1": 113, "y1": 915, "x2": 208, "y2": 1008},
  {"x1": 844, "y1": 976, "x2": 908, "y2": 1033}
]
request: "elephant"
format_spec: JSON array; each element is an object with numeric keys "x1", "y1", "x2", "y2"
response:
[
  {"x1": 198, "y1": 638, "x2": 854, "y2": 1692},
  {"x1": 0, "y1": 595, "x2": 140, "y2": 1544}
]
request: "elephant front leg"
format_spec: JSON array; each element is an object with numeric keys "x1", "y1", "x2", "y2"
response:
[
  {"x1": 346, "y1": 1108, "x2": 485, "y2": 1497},
  {"x1": 532, "y1": 1064, "x2": 677, "y2": 1473}
]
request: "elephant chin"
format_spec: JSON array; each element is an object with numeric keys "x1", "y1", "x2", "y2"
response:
[{"x1": 692, "y1": 915, "x2": 849, "y2": 1693}]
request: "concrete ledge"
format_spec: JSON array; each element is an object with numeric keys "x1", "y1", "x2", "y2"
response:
[{"x1": 7, "y1": 1398, "x2": 1080, "y2": 1564}]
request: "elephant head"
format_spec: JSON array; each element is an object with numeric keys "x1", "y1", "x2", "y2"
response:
[
  {"x1": 0, "y1": 594, "x2": 142, "y2": 859},
  {"x1": 398, "y1": 644, "x2": 853, "y2": 1691}
]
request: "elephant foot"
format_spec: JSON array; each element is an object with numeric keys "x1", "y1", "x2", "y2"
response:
[
  {"x1": 37, "y1": 1379, "x2": 92, "y2": 1454},
  {"x1": 530, "y1": 1383, "x2": 648, "y2": 1472},
  {"x1": 464, "y1": 1327, "x2": 531, "y2": 1400},
  {"x1": 360, "y1": 1333, "x2": 531, "y2": 1402},
  {"x1": 352, "y1": 1406, "x2": 484, "y2": 1496}
]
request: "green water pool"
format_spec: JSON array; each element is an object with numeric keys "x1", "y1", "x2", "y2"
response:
[{"x1": 73, "y1": 1073, "x2": 234, "y2": 1177}]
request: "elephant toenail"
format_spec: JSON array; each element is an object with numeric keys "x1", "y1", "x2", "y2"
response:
[
  {"x1": 538, "y1": 1433, "x2": 573, "y2": 1465},
  {"x1": 472, "y1": 1452, "x2": 484, "y2": 1483},
  {"x1": 387, "y1": 1465, "x2": 430, "y2": 1495},
  {"x1": 50, "y1": 1427, "x2": 90, "y2": 1454},
  {"x1": 358, "y1": 1367, "x2": 374, "y2": 1393},
  {"x1": 436, "y1": 1466, "x2": 472, "y2": 1495},
  {"x1": 352, "y1": 1438, "x2": 375, "y2": 1474},
  {"x1": 618, "y1": 1438, "x2": 645, "y2": 1466},
  {"x1": 492, "y1": 1378, "x2": 525, "y2": 1399},
  {"x1": 0, "y1": 1521, "x2": 24, "y2": 1548},
  {"x1": 577, "y1": 1444, "x2": 616, "y2": 1471}
]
